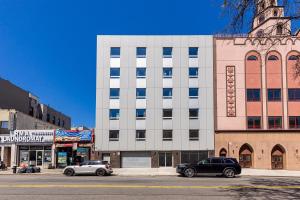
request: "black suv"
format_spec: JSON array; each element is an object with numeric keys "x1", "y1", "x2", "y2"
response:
[{"x1": 176, "y1": 157, "x2": 241, "y2": 178}]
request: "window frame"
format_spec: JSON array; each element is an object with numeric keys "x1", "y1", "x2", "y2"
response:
[
  {"x1": 189, "y1": 67, "x2": 199, "y2": 78},
  {"x1": 162, "y1": 109, "x2": 173, "y2": 119},
  {"x1": 136, "y1": 130, "x2": 146, "y2": 141},
  {"x1": 189, "y1": 47, "x2": 198, "y2": 58},
  {"x1": 0, "y1": 121, "x2": 9, "y2": 129},
  {"x1": 162, "y1": 130, "x2": 173, "y2": 141},
  {"x1": 163, "y1": 67, "x2": 173, "y2": 78},
  {"x1": 189, "y1": 108, "x2": 199, "y2": 119},
  {"x1": 110, "y1": 47, "x2": 120, "y2": 58},
  {"x1": 247, "y1": 116, "x2": 261, "y2": 129},
  {"x1": 163, "y1": 47, "x2": 173, "y2": 58},
  {"x1": 136, "y1": 109, "x2": 146, "y2": 120},
  {"x1": 289, "y1": 116, "x2": 300, "y2": 129},
  {"x1": 109, "y1": 109, "x2": 120, "y2": 120},
  {"x1": 163, "y1": 88, "x2": 173, "y2": 99},
  {"x1": 189, "y1": 88, "x2": 199, "y2": 99},
  {"x1": 110, "y1": 68, "x2": 120, "y2": 78},
  {"x1": 247, "y1": 89, "x2": 261, "y2": 102},
  {"x1": 136, "y1": 88, "x2": 146, "y2": 99},
  {"x1": 109, "y1": 130, "x2": 119, "y2": 141},
  {"x1": 136, "y1": 67, "x2": 146, "y2": 78},
  {"x1": 268, "y1": 116, "x2": 282, "y2": 129},
  {"x1": 136, "y1": 47, "x2": 146, "y2": 58},
  {"x1": 268, "y1": 89, "x2": 281, "y2": 101},
  {"x1": 288, "y1": 89, "x2": 300, "y2": 101},
  {"x1": 189, "y1": 129, "x2": 199, "y2": 141},
  {"x1": 109, "y1": 88, "x2": 120, "y2": 99}
]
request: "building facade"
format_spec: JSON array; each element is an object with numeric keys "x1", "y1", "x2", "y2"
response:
[
  {"x1": 215, "y1": 0, "x2": 300, "y2": 170},
  {"x1": 96, "y1": 36, "x2": 214, "y2": 168}
]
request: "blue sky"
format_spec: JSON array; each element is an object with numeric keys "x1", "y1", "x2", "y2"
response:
[{"x1": 0, "y1": 0, "x2": 297, "y2": 127}]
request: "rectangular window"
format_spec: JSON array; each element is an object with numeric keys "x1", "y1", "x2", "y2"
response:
[
  {"x1": 109, "y1": 130, "x2": 119, "y2": 141},
  {"x1": 163, "y1": 109, "x2": 172, "y2": 119},
  {"x1": 110, "y1": 47, "x2": 120, "y2": 58},
  {"x1": 136, "y1": 88, "x2": 146, "y2": 99},
  {"x1": 110, "y1": 88, "x2": 120, "y2": 99},
  {"x1": 189, "y1": 88, "x2": 199, "y2": 99},
  {"x1": 163, "y1": 88, "x2": 173, "y2": 99},
  {"x1": 136, "y1": 68, "x2": 146, "y2": 78},
  {"x1": 189, "y1": 130, "x2": 199, "y2": 141},
  {"x1": 136, "y1": 109, "x2": 146, "y2": 119},
  {"x1": 109, "y1": 109, "x2": 120, "y2": 120},
  {"x1": 288, "y1": 89, "x2": 300, "y2": 101},
  {"x1": 136, "y1": 47, "x2": 146, "y2": 58},
  {"x1": 163, "y1": 47, "x2": 172, "y2": 58},
  {"x1": 136, "y1": 130, "x2": 146, "y2": 141},
  {"x1": 289, "y1": 116, "x2": 300, "y2": 129},
  {"x1": 189, "y1": 109, "x2": 199, "y2": 119},
  {"x1": 189, "y1": 67, "x2": 198, "y2": 78},
  {"x1": 110, "y1": 68, "x2": 120, "y2": 78},
  {"x1": 268, "y1": 89, "x2": 281, "y2": 101},
  {"x1": 247, "y1": 89, "x2": 261, "y2": 101},
  {"x1": 268, "y1": 116, "x2": 282, "y2": 129},
  {"x1": 0, "y1": 121, "x2": 8, "y2": 129},
  {"x1": 189, "y1": 47, "x2": 198, "y2": 58},
  {"x1": 247, "y1": 116, "x2": 261, "y2": 129},
  {"x1": 163, "y1": 68, "x2": 172, "y2": 78},
  {"x1": 163, "y1": 130, "x2": 173, "y2": 141}
]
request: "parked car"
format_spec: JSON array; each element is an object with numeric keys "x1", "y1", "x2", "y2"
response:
[
  {"x1": 17, "y1": 165, "x2": 41, "y2": 173},
  {"x1": 63, "y1": 160, "x2": 113, "y2": 176},
  {"x1": 176, "y1": 157, "x2": 241, "y2": 178}
]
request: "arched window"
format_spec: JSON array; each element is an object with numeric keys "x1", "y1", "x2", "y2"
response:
[
  {"x1": 277, "y1": 24, "x2": 283, "y2": 35},
  {"x1": 268, "y1": 55, "x2": 279, "y2": 60},
  {"x1": 273, "y1": 10, "x2": 278, "y2": 17},
  {"x1": 259, "y1": 15, "x2": 265, "y2": 24},
  {"x1": 288, "y1": 55, "x2": 299, "y2": 60},
  {"x1": 247, "y1": 55, "x2": 258, "y2": 61}
]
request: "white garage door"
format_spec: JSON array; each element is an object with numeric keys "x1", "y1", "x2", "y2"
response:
[{"x1": 121, "y1": 152, "x2": 151, "y2": 168}]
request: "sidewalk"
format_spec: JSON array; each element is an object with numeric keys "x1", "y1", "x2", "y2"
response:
[{"x1": 2, "y1": 167, "x2": 300, "y2": 177}]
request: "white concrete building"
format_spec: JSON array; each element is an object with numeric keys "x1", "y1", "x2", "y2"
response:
[{"x1": 95, "y1": 36, "x2": 214, "y2": 168}]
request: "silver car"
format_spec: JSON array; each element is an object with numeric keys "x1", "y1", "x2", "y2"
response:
[{"x1": 63, "y1": 160, "x2": 113, "y2": 176}]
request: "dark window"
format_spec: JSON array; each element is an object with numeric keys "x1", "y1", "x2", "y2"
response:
[
  {"x1": 247, "y1": 55, "x2": 258, "y2": 61},
  {"x1": 163, "y1": 68, "x2": 172, "y2": 78},
  {"x1": 268, "y1": 116, "x2": 282, "y2": 129},
  {"x1": 136, "y1": 130, "x2": 146, "y2": 141},
  {"x1": 136, "y1": 68, "x2": 146, "y2": 78},
  {"x1": 163, "y1": 47, "x2": 172, "y2": 58},
  {"x1": 289, "y1": 116, "x2": 300, "y2": 129},
  {"x1": 52, "y1": 116, "x2": 56, "y2": 124},
  {"x1": 211, "y1": 158, "x2": 223, "y2": 164},
  {"x1": 136, "y1": 88, "x2": 146, "y2": 99},
  {"x1": 163, "y1": 88, "x2": 173, "y2": 99},
  {"x1": 276, "y1": 24, "x2": 283, "y2": 35},
  {"x1": 273, "y1": 10, "x2": 278, "y2": 16},
  {"x1": 289, "y1": 55, "x2": 299, "y2": 60},
  {"x1": 189, "y1": 109, "x2": 199, "y2": 119},
  {"x1": 247, "y1": 117, "x2": 261, "y2": 129},
  {"x1": 268, "y1": 89, "x2": 281, "y2": 101},
  {"x1": 136, "y1": 47, "x2": 146, "y2": 58},
  {"x1": 110, "y1": 47, "x2": 120, "y2": 58},
  {"x1": 189, "y1": 88, "x2": 199, "y2": 98},
  {"x1": 109, "y1": 130, "x2": 119, "y2": 141},
  {"x1": 110, "y1": 68, "x2": 120, "y2": 78},
  {"x1": 189, "y1": 130, "x2": 199, "y2": 141},
  {"x1": 268, "y1": 55, "x2": 279, "y2": 60},
  {"x1": 189, "y1": 47, "x2": 198, "y2": 58},
  {"x1": 163, "y1": 130, "x2": 172, "y2": 141},
  {"x1": 288, "y1": 89, "x2": 300, "y2": 101},
  {"x1": 58, "y1": 119, "x2": 61, "y2": 126},
  {"x1": 163, "y1": 109, "x2": 172, "y2": 119},
  {"x1": 136, "y1": 109, "x2": 146, "y2": 119},
  {"x1": 47, "y1": 114, "x2": 50, "y2": 122},
  {"x1": 189, "y1": 67, "x2": 198, "y2": 78},
  {"x1": 259, "y1": 15, "x2": 265, "y2": 23},
  {"x1": 110, "y1": 88, "x2": 120, "y2": 99},
  {"x1": 256, "y1": 30, "x2": 264, "y2": 37},
  {"x1": 0, "y1": 121, "x2": 8, "y2": 129},
  {"x1": 247, "y1": 89, "x2": 261, "y2": 101},
  {"x1": 109, "y1": 109, "x2": 120, "y2": 120}
]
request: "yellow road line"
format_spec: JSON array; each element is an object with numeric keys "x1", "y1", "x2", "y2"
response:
[{"x1": 0, "y1": 184, "x2": 299, "y2": 189}]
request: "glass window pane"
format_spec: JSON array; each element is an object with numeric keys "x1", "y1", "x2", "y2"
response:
[
  {"x1": 189, "y1": 109, "x2": 199, "y2": 118},
  {"x1": 136, "y1": 68, "x2": 146, "y2": 78},
  {"x1": 136, "y1": 88, "x2": 146, "y2": 99},
  {"x1": 163, "y1": 109, "x2": 172, "y2": 118},
  {"x1": 163, "y1": 68, "x2": 172, "y2": 78},
  {"x1": 189, "y1": 88, "x2": 199, "y2": 98},
  {"x1": 189, "y1": 130, "x2": 199, "y2": 140},
  {"x1": 163, "y1": 130, "x2": 172, "y2": 141},
  {"x1": 136, "y1": 47, "x2": 146, "y2": 58},
  {"x1": 136, "y1": 130, "x2": 146, "y2": 141},
  {"x1": 189, "y1": 47, "x2": 198, "y2": 58},
  {"x1": 163, "y1": 88, "x2": 172, "y2": 98},
  {"x1": 109, "y1": 130, "x2": 119, "y2": 141},
  {"x1": 110, "y1": 88, "x2": 120, "y2": 99},
  {"x1": 136, "y1": 109, "x2": 146, "y2": 118},
  {"x1": 109, "y1": 109, "x2": 120, "y2": 120},
  {"x1": 247, "y1": 89, "x2": 261, "y2": 101},
  {"x1": 110, "y1": 68, "x2": 120, "y2": 77},
  {"x1": 110, "y1": 47, "x2": 120, "y2": 57},
  {"x1": 189, "y1": 68, "x2": 198, "y2": 77},
  {"x1": 163, "y1": 47, "x2": 172, "y2": 58},
  {"x1": 0, "y1": 121, "x2": 8, "y2": 129},
  {"x1": 268, "y1": 89, "x2": 281, "y2": 101}
]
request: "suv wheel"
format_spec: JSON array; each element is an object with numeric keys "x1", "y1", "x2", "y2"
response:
[
  {"x1": 64, "y1": 169, "x2": 75, "y2": 176},
  {"x1": 184, "y1": 168, "x2": 195, "y2": 178},
  {"x1": 96, "y1": 169, "x2": 106, "y2": 176},
  {"x1": 224, "y1": 168, "x2": 235, "y2": 178}
]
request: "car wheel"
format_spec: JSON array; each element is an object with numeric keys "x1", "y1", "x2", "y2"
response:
[
  {"x1": 184, "y1": 168, "x2": 195, "y2": 178},
  {"x1": 224, "y1": 168, "x2": 235, "y2": 178},
  {"x1": 64, "y1": 169, "x2": 75, "y2": 176},
  {"x1": 96, "y1": 169, "x2": 106, "y2": 176}
]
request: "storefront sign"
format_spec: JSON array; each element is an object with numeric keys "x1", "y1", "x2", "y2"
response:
[
  {"x1": 0, "y1": 130, "x2": 54, "y2": 144},
  {"x1": 55, "y1": 130, "x2": 92, "y2": 142}
]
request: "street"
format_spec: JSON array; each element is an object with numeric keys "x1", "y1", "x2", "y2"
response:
[{"x1": 0, "y1": 175, "x2": 300, "y2": 200}]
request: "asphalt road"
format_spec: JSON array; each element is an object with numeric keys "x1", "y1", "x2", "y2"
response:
[{"x1": 0, "y1": 174, "x2": 300, "y2": 200}]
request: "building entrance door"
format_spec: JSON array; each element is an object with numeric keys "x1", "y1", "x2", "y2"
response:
[
  {"x1": 36, "y1": 151, "x2": 43, "y2": 166},
  {"x1": 159, "y1": 152, "x2": 172, "y2": 167}
]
